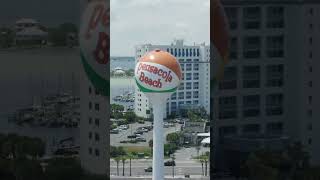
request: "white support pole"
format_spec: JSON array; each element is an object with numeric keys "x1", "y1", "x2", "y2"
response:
[{"x1": 150, "y1": 94, "x2": 167, "y2": 180}]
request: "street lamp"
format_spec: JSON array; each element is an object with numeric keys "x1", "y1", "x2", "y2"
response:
[{"x1": 170, "y1": 153, "x2": 176, "y2": 178}]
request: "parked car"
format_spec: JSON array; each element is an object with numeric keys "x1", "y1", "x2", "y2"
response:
[
  {"x1": 144, "y1": 167, "x2": 152, "y2": 172},
  {"x1": 136, "y1": 137, "x2": 147, "y2": 142},
  {"x1": 110, "y1": 129, "x2": 119, "y2": 134},
  {"x1": 127, "y1": 134, "x2": 137, "y2": 138},
  {"x1": 119, "y1": 124, "x2": 128, "y2": 130},
  {"x1": 164, "y1": 160, "x2": 176, "y2": 166}
]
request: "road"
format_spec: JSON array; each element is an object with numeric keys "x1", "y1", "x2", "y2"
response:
[{"x1": 110, "y1": 159, "x2": 208, "y2": 177}]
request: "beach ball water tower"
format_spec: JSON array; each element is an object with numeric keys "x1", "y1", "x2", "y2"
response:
[{"x1": 135, "y1": 49, "x2": 182, "y2": 180}]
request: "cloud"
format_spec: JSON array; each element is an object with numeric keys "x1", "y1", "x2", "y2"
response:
[{"x1": 110, "y1": 0, "x2": 209, "y2": 56}]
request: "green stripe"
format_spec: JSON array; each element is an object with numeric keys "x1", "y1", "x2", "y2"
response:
[
  {"x1": 80, "y1": 51, "x2": 110, "y2": 96},
  {"x1": 135, "y1": 78, "x2": 177, "y2": 93}
]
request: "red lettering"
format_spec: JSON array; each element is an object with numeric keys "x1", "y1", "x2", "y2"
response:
[{"x1": 93, "y1": 32, "x2": 109, "y2": 64}]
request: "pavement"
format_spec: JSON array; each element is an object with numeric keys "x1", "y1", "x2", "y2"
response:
[
  {"x1": 110, "y1": 122, "x2": 182, "y2": 147},
  {"x1": 110, "y1": 175, "x2": 210, "y2": 180}
]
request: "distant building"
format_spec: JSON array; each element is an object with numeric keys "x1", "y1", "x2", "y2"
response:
[
  {"x1": 14, "y1": 18, "x2": 48, "y2": 45},
  {"x1": 213, "y1": 0, "x2": 320, "y2": 171},
  {"x1": 15, "y1": 18, "x2": 40, "y2": 32},
  {"x1": 134, "y1": 40, "x2": 210, "y2": 119}
]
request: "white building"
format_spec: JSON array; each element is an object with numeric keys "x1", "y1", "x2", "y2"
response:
[
  {"x1": 134, "y1": 40, "x2": 210, "y2": 118},
  {"x1": 213, "y1": 0, "x2": 320, "y2": 166},
  {"x1": 15, "y1": 18, "x2": 40, "y2": 32},
  {"x1": 79, "y1": 0, "x2": 109, "y2": 175}
]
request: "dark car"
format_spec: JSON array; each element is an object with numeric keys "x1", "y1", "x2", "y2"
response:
[
  {"x1": 164, "y1": 160, "x2": 176, "y2": 166},
  {"x1": 144, "y1": 166, "x2": 152, "y2": 172},
  {"x1": 127, "y1": 134, "x2": 137, "y2": 138}
]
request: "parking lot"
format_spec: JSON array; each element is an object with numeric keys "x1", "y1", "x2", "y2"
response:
[{"x1": 110, "y1": 121, "x2": 183, "y2": 147}]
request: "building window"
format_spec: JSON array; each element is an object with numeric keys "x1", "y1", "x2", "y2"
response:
[
  {"x1": 308, "y1": 123, "x2": 312, "y2": 131},
  {"x1": 89, "y1": 102, "x2": 92, "y2": 110},
  {"x1": 225, "y1": 7, "x2": 238, "y2": 29},
  {"x1": 193, "y1": 100, "x2": 199, "y2": 104},
  {"x1": 242, "y1": 124, "x2": 260, "y2": 134},
  {"x1": 89, "y1": 132, "x2": 92, "y2": 139},
  {"x1": 193, "y1": 91, "x2": 199, "y2": 98},
  {"x1": 193, "y1": 82, "x2": 199, "y2": 89},
  {"x1": 219, "y1": 67, "x2": 237, "y2": 90},
  {"x1": 95, "y1": 133, "x2": 100, "y2": 141},
  {"x1": 95, "y1": 103, "x2": 100, "y2": 111},
  {"x1": 194, "y1": 64, "x2": 199, "y2": 71},
  {"x1": 186, "y1": 64, "x2": 192, "y2": 71},
  {"x1": 178, "y1": 49, "x2": 181, "y2": 57},
  {"x1": 219, "y1": 126, "x2": 237, "y2": 136},
  {"x1": 266, "y1": 93, "x2": 283, "y2": 116},
  {"x1": 266, "y1": 35, "x2": 284, "y2": 58},
  {"x1": 178, "y1": 92, "x2": 184, "y2": 99},
  {"x1": 171, "y1": 92, "x2": 177, "y2": 99},
  {"x1": 95, "y1": 149, "x2": 100, "y2": 156},
  {"x1": 186, "y1": 49, "x2": 189, "y2": 57},
  {"x1": 197, "y1": 49, "x2": 200, "y2": 56},
  {"x1": 95, "y1": 89, "x2": 99, "y2": 95},
  {"x1": 182, "y1": 49, "x2": 185, "y2": 56},
  {"x1": 229, "y1": 37, "x2": 238, "y2": 60},
  {"x1": 243, "y1": 7, "x2": 261, "y2": 29},
  {"x1": 266, "y1": 64, "x2": 284, "y2": 87},
  {"x1": 181, "y1": 64, "x2": 185, "y2": 71},
  {"x1": 266, "y1": 6, "x2": 284, "y2": 28},
  {"x1": 186, "y1": 82, "x2": 192, "y2": 89},
  {"x1": 243, "y1": 95, "x2": 260, "y2": 117},
  {"x1": 266, "y1": 122, "x2": 283, "y2": 135},
  {"x1": 193, "y1": 73, "x2": 199, "y2": 80},
  {"x1": 186, "y1": 73, "x2": 192, "y2": 80},
  {"x1": 218, "y1": 96, "x2": 237, "y2": 119},
  {"x1": 89, "y1": 86, "x2": 92, "y2": 94},
  {"x1": 308, "y1": 96, "x2": 312, "y2": 104},
  {"x1": 243, "y1": 36, "x2": 261, "y2": 58},
  {"x1": 308, "y1": 109, "x2": 312, "y2": 117},
  {"x1": 186, "y1": 91, "x2": 192, "y2": 99},
  {"x1": 179, "y1": 83, "x2": 184, "y2": 90},
  {"x1": 95, "y1": 118, "x2": 100, "y2": 126},
  {"x1": 243, "y1": 66, "x2": 260, "y2": 88},
  {"x1": 309, "y1": 8, "x2": 313, "y2": 15}
]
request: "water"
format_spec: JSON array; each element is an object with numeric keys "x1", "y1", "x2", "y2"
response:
[{"x1": 0, "y1": 48, "x2": 134, "y2": 155}]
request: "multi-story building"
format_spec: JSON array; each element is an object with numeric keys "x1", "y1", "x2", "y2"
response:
[
  {"x1": 134, "y1": 40, "x2": 210, "y2": 119},
  {"x1": 79, "y1": 0, "x2": 109, "y2": 175},
  {"x1": 212, "y1": 0, "x2": 320, "y2": 169}
]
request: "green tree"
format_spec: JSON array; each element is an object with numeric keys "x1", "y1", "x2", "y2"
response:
[
  {"x1": 166, "y1": 132, "x2": 181, "y2": 145},
  {"x1": 113, "y1": 156, "x2": 121, "y2": 176},
  {"x1": 48, "y1": 23, "x2": 78, "y2": 46},
  {"x1": 124, "y1": 112, "x2": 136, "y2": 123},
  {"x1": 121, "y1": 156, "x2": 126, "y2": 176},
  {"x1": 127, "y1": 153, "x2": 135, "y2": 176}
]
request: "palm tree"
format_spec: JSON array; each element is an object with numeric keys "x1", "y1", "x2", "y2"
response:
[
  {"x1": 114, "y1": 157, "x2": 121, "y2": 176},
  {"x1": 121, "y1": 156, "x2": 126, "y2": 176},
  {"x1": 197, "y1": 156, "x2": 205, "y2": 176},
  {"x1": 127, "y1": 153, "x2": 135, "y2": 176}
]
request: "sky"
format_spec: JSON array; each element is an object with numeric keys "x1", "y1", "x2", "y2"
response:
[
  {"x1": 0, "y1": 0, "x2": 79, "y2": 27},
  {"x1": 110, "y1": 0, "x2": 210, "y2": 57}
]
